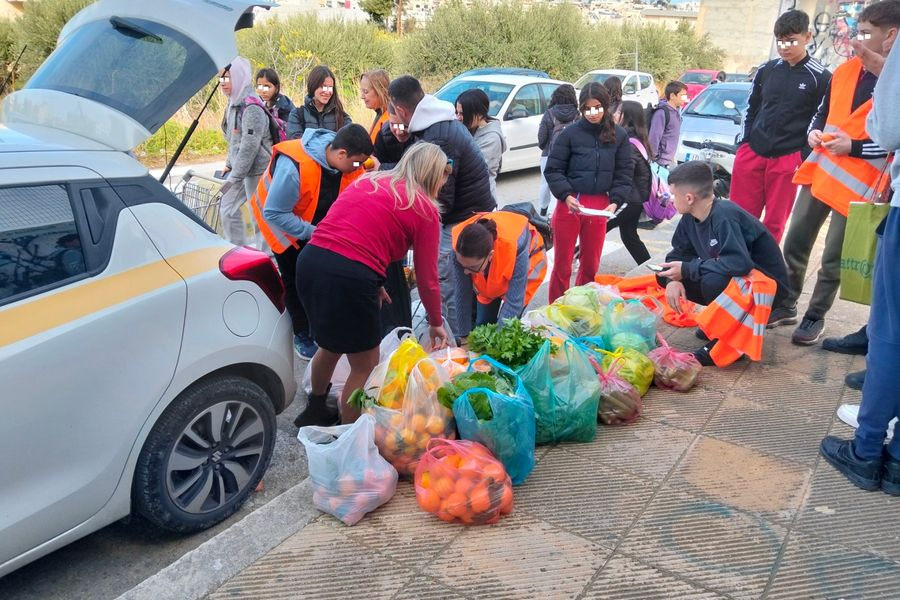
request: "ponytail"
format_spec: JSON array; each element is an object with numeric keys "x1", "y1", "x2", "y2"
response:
[{"x1": 455, "y1": 218, "x2": 497, "y2": 258}]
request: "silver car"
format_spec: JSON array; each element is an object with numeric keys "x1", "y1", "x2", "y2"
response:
[{"x1": 674, "y1": 82, "x2": 751, "y2": 175}]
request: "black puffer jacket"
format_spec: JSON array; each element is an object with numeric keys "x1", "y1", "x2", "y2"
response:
[
  {"x1": 286, "y1": 96, "x2": 352, "y2": 139},
  {"x1": 537, "y1": 104, "x2": 580, "y2": 157},
  {"x1": 373, "y1": 121, "x2": 413, "y2": 170},
  {"x1": 544, "y1": 118, "x2": 633, "y2": 205},
  {"x1": 628, "y1": 137, "x2": 652, "y2": 206},
  {"x1": 408, "y1": 94, "x2": 494, "y2": 225}
]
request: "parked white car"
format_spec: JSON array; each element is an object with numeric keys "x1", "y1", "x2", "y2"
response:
[
  {"x1": 574, "y1": 69, "x2": 659, "y2": 109},
  {"x1": 0, "y1": 0, "x2": 296, "y2": 578},
  {"x1": 434, "y1": 74, "x2": 568, "y2": 172}
]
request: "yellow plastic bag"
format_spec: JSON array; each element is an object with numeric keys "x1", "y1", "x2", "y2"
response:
[
  {"x1": 368, "y1": 338, "x2": 428, "y2": 410},
  {"x1": 525, "y1": 303, "x2": 603, "y2": 338}
]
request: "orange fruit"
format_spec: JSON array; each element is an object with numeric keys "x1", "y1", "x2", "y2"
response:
[
  {"x1": 483, "y1": 462, "x2": 506, "y2": 482},
  {"x1": 425, "y1": 416, "x2": 445, "y2": 435},
  {"x1": 389, "y1": 413, "x2": 404, "y2": 429},
  {"x1": 435, "y1": 508, "x2": 456, "y2": 522},
  {"x1": 468, "y1": 484, "x2": 492, "y2": 514},
  {"x1": 419, "y1": 471, "x2": 432, "y2": 489},
  {"x1": 467, "y1": 443, "x2": 493, "y2": 460},
  {"x1": 384, "y1": 433, "x2": 398, "y2": 452},
  {"x1": 433, "y1": 476, "x2": 455, "y2": 499},
  {"x1": 400, "y1": 428, "x2": 417, "y2": 448},
  {"x1": 337, "y1": 477, "x2": 356, "y2": 496},
  {"x1": 416, "y1": 488, "x2": 441, "y2": 513},
  {"x1": 457, "y1": 457, "x2": 481, "y2": 476},
  {"x1": 444, "y1": 493, "x2": 469, "y2": 518},
  {"x1": 410, "y1": 414, "x2": 428, "y2": 433},
  {"x1": 417, "y1": 434, "x2": 432, "y2": 450},
  {"x1": 442, "y1": 453, "x2": 462, "y2": 470},
  {"x1": 499, "y1": 484, "x2": 513, "y2": 515},
  {"x1": 454, "y1": 476, "x2": 474, "y2": 496}
]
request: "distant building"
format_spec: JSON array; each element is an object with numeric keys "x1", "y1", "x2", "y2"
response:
[
  {"x1": 641, "y1": 8, "x2": 698, "y2": 29},
  {"x1": 1, "y1": 0, "x2": 25, "y2": 20}
]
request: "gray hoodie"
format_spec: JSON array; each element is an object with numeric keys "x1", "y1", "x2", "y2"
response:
[
  {"x1": 262, "y1": 128, "x2": 338, "y2": 241},
  {"x1": 867, "y1": 46, "x2": 900, "y2": 206},
  {"x1": 473, "y1": 119, "x2": 507, "y2": 200},
  {"x1": 223, "y1": 57, "x2": 273, "y2": 180}
]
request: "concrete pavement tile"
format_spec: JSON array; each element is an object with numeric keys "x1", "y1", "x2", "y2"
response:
[
  {"x1": 207, "y1": 519, "x2": 414, "y2": 600},
  {"x1": 581, "y1": 554, "x2": 729, "y2": 599},
  {"x1": 765, "y1": 531, "x2": 900, "y2": 600},
  {"x1": 757, "y1": 337, "x2": 855, "y2": 381},
  {"x1": 666, "y1": 436, "x2": 811, "y2": 524},
  {"x1": 617, "y1": 487, "x2": 787, "y2": 599},
  {"x1": 703, "y1": 395, "x2": 833, "y2": 465},
  {"x1": 428, "y1": 512, "x2": 609, "y2": 599},
  {"x1": 664, "y1": 326, "x2": 701, "y2": 351},
  {"x1": 794, "y1": 462, "x2": 900, "y2": 562},
  {"x1": 850, "y1": 353, "x2": 867, "y2": 372},
  {"x1": 733, "y1": 365, "x2": 844, "y2": 417},
  {"x1": 696, "y1": 361, "x2": 748, "y2": 395},
  {"x1": 824, "y1": 298, "x2": 872, "y2": 328},
  {"x1": 564, "y1": 419, "x2": 696, "y2": 482},
  {"x1": 514, "y1": 448, "x2": 655, "y2": 546},
  {"x1": 641, "y1": 388, "x2": 726, "y2": 432},
  {"x1": 328, "y1": 483, "x2": 460, "y2": 570},
  {"x1": 393, "y1": 575, "x2": 469, "y2": 600}
]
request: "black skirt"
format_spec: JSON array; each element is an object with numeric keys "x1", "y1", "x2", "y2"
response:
[{"x1": 296, "y1": 245, "x2": 385, "y2": 354}]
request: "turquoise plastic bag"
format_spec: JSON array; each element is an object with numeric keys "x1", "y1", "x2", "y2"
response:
[
  {"x1": 517, "y1": 340, "x2": 600, "y2": 445},
  {"x1": 452, "y1": 357, "x2": 536, "y2": 485},
  {"x1": 602, "y1": 298, "x2": 661, "y2": 354}
]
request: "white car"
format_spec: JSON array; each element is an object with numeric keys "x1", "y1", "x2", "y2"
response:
[
  {"x1": 0, "y1": 0, "x2": 296, "y2": 578},
  {"x1": 434, "y1": 74, "x2": 568, "y2": 172},
  {"x1": 574, "y1": 69, "x2": 659, "y2": 109}
]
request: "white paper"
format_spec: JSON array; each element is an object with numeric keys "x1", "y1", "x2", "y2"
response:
[{"x1": 578, "y1": 207, "x2": 617, "y2": 218}]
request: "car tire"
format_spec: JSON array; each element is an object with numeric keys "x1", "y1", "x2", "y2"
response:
[{"x1": 132, "y1": 375, "x2": 276, "y2": 533}]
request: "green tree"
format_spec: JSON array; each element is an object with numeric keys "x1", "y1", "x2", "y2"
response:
[
  {"x1": 361, "y1": 0, "x2": 394, "y2": 26},
  {"x1": 16, "y1": 0, "x2": 92, "y2": 83}
]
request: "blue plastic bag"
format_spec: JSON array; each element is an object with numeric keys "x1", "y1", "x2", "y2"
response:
[
  {"x1": 452, "y1": 357, "x2": 536, "y2": 485},
  {"x1": 602, "y1": 298, "x2": 661, "y2": 354}
]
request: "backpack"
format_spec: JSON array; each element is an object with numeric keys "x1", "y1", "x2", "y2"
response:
[
  {"x1": 244, "y1": 95, "x2": 287, "y2": 144},
  {"x1": 501, "y1": 201, "x2": 553, "y2": 251},
  {"x1": 547, "y1": 111, "x2": 572, "y2": 153},
  {"x1": 645, "y1": 102, "x2": 671, "y2": 150},
  {"x1": 629, "y1": 137, "x2": 675, "y2": 221}
]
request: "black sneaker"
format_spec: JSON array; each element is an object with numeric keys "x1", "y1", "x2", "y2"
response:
[
  {"x1": 819, "y1": 436, "x2": 882, "y2": 491},
  {"x1": 692, "y1": 340, "x2": 717, "y2": 367},
  {"x1": 637, "y1": 220, "x2": 660, "y2": 230},
  {"x1": 822, "y1": 325, "x2": 868, "y2": 355},
  {"x1": 539, "y1": 208, "x2": 548, "y2": 217},
  {"x1": 845, "y1": 369, "x2": 866, "y2": 391},
  {"x1": 882, "y1": 451, "x2": 900, "y2": 496},
  {"x1": 792, "y1": 317, "x2": 825, "y2": 346},
  {"x1": 767, "y1": 305, "x2": 799, "y2": 329},
  {"x1": 695, "y1": 328, "x2": 710, "y2": 341}
]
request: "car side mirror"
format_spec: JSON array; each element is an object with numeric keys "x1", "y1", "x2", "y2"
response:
[{"x1": 507, "y1": 107, "x2": 528, "y2": 120}]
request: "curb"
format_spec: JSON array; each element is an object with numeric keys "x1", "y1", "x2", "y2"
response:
[{"x1": 116, "y1": 478, "x2": 317, "y2": 600}]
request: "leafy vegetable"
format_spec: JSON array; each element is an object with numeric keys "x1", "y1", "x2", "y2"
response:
[
  {"x1": 347, "y1": 388, "x2": 376, "y2": 410},
  {"x1": 436, "y1": 370, "x2": 515, "y2": 420},
  {"x1": 468, "y1": 319, "x2": 550, "y2": 369}
]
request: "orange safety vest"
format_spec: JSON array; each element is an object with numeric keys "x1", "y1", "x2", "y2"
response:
[
  {"x1": 793, "y1": 57, "x2": 891, "y2": 217},
  {"x1": 250, "y1": 140, "x2": 362, "y2": 254},
  {"x1": 369, "y1": 110, "x2": 389, "y2": 143},
  {"x1": 451, "y1": 212, "x2": 548, "y2": 307},
  {"x1": 694, "y1": 269, "x2": 776, "y2": 367}
]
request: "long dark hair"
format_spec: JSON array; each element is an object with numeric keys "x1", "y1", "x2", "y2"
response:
[
  {"x1": 455, "y1": 218, "x2": 498, "y2": 259},
  {"x1": 307, "y1": 64, "x2": 346, "y2": 129},
  {"x1": 455, "y1": 88, "x2": 494, "y2": 133},
  {"x1": 579, "y1": 83, "x2": 616, "y2": 144},
  {"x1": 603, "y1": 77, "x2": 623, "y2": 105},
  {"x1": 548, "y1": 84, "x2": 577, "y2": 108},
  {"x1": 621, "y1": 100, "x2": 651, "y2": 156}
]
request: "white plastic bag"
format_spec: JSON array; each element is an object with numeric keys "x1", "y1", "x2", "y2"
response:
[{"x1": 298, "y1": 414, "x2": 398, "y2": 525}]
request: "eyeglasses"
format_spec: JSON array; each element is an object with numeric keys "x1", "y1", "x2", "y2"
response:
[
  {"x1": 583, "y1": 106, "x2": 604, "y2": 116},
  {"x1": 319, "y1": 86, "x2": 334, "y2": 93},
  {"x1": 219, "y1": 76, "x2": 230, "y2": 84},
  {"x1": 776, "y1": 39, "x2": 801, "y2": 48},
  {"x1": 462, "y1": 255, "x2": 490, "y2": 275},
  {"x1": 256, "y1": 84, "x2": 272, "y2": 92},
  {"x1": 857, "y1": 32, "x2": 873, "y2": 40}
]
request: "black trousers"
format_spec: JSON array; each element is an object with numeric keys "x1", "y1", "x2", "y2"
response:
[
  {"x1": 274, "y1": 244, "x2": 309, "y2": 337},
  {"x1": 606, "y1": 201, "x2": 651, "y2": 265}
]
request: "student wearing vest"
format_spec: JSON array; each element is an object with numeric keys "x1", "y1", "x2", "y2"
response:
[
  {"x1": 250, "y1": 124, "x2": 374, "y2": 362},
  {"x1": 731, "y1": 11, "x2": 831, "y2": 246},
  {"x1": 296, "y1": 143, "x2": 451, "y2": 425},
  {"x1": 451, "y1": 213, "x2": 548, "y2": 338},
  {"x1": 657, "y1": 162, "x2": 792, "y2": 367},
  {"x1": 783, "y1": 1, "x2": 898, "y2": 347}
]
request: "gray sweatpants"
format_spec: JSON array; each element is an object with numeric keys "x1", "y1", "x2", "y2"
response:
[
  {"x1": 782, "y1": 185, "x2": 847, "y2": 320},
  {"x1": 438, "y1": 224, "x2": 458, "y2": 336},
  {"x1": 220, "y1": 174, "x2": 262, "y2": 248}
]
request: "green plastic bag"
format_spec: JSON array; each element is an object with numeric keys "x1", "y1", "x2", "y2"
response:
[
  {"x1": 517, "y1": 340, "x2": 600, "y2": 445},
  {"x1": 600, "y1": 347, "x2": 654, "y2": 397},
  {"x1": 525, "y1": 303, "x2": 603, "y2": 338},
  {"x1": 840, "y1": 201, "x2": 889, "y2": 306}
]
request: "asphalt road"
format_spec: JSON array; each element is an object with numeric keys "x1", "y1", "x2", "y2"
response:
[{"x1": 0, "y1": 165, "x2": 679, "y2": 600}]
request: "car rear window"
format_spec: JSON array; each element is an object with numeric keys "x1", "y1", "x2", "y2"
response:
[{"x1": 26, "y1": 17, "x2": 216, "y2": 133}]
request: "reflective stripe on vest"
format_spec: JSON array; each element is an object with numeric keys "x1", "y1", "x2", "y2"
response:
[
  {"x1": 451, "y1": 212, "x2": 547, "y2": 307},
  {"x1": 695, "y1": 269, "x2": 777, "y2": 366},
  {"x1": 793, "y1": 57, "x2": 891, "y2": 217},
  {"x1": 249, "y1": 140, "x2": 362, "y2": 254}
]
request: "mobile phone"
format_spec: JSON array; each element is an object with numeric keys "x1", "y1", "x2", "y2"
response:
[
  {"x1": 646, "y1": 264, "x2": 664, "y2": 272},
  {"x1": 214, "y1": 170, "x2": 225, "y2": 179}
]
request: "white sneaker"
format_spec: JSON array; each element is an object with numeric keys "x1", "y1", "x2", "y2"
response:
[{"x1": 836, "y1": 404, "x2": 896, "y2": 440}]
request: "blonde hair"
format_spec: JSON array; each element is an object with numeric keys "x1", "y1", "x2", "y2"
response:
[
  {"x1": 360, "y1": 69, "x2": 391, "y2": 113},
  {"x1": 360, "y1": 142, "x2": 448, "y2": 214}
]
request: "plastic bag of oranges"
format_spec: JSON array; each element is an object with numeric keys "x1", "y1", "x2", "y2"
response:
[
  {"x1": 363, "y1": 358, "x2": 456, "y2": 477},
  {"x1": 429, "y1": 346, "x2": 471, "y2": 378},
  {"x1": 364, "y1": 337, "x2": 429, "y2": 410},
  {"x1": 414, "y1": 439, "x2": 513, "y2": 525},
  {"x1": 298, "y1": 414, "x2": 398, "y2": 526}
]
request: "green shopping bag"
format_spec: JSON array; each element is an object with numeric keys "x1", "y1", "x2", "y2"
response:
[{"x1": 840, "y1": 201, "x2": 890, "y2": 305}]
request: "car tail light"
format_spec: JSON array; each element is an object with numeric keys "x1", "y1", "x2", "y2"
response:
[{"x1": 219, "y1": 246, "x2": 285, "y2": 312}]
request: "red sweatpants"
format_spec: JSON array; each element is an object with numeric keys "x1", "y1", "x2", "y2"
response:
[
  {"x1": 729, "y1": 144, "x2": 802, "y2": 243},
  {"x1": 549, "y1": 194, "x2": 609, "y2": 303}
]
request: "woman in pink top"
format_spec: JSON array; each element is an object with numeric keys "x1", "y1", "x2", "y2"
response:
[{"x1": 296, "y1": 142, "x2": 451, "y2": 424}]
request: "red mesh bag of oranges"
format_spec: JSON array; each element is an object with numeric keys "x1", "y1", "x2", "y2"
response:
[
  {"x1": 414, "y1": 439, "x2": 513, "y2": 525},
  {"x1": 351, "y1": 357, "x2": 457, "y2": 477}
]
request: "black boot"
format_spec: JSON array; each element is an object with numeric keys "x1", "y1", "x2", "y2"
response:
[{"x1": 294, "y1": 385, "x2": 339, "y2": 428}]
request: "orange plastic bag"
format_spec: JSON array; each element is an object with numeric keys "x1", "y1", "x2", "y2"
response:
[{"x1": 414, "y1": 439, "x2": 513, "y2": 525}]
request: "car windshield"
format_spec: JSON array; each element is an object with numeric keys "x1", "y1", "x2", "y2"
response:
[
  {"x1": 434, "y1": 80, "x2": 514, "y2": 117},
  {"x1": 680, "y1": 72, "x2": 714, "y2": 85},
  {"x1": 26, "y1": 17, "x2": 216, "y2": 133},
  {"x1": 684, "y1": 87, "x2": 750, "y2": 119},
  {"x1": 574, "y1": 72, "x2": 614, "y2": 88}
]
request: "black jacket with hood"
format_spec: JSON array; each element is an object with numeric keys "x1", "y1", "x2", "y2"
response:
[
  {"x1": 538, "y1": 104, "x2": 580, "y2": 158},
  {"x1": 287, "y1": 95, "x2": 353, "y2": 139}
]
